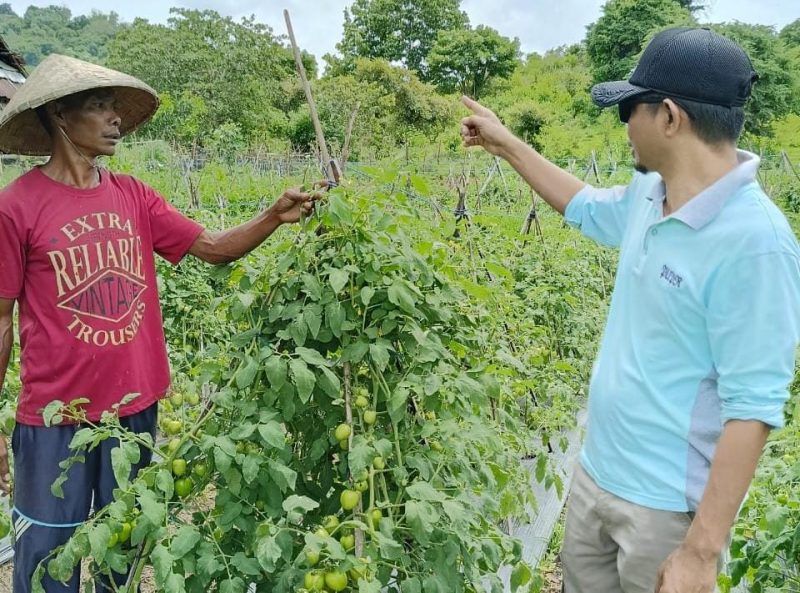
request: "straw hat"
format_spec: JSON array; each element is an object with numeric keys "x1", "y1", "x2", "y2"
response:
[{"x1": 0, "y1": 54, "x2": 158, "y2": 155}]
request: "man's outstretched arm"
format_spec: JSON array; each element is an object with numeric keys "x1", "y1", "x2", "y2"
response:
[
  {"x1": 460, "y1": 96, "x2": 585, "y2": 215},
  {"x1": 189, "y1": 185, "x2": 323, "y2": 265}
]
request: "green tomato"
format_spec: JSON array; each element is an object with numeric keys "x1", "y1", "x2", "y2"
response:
[
  {"x1": 355, "y1": 480, "x2": 369, "y2": 493},
  {"x1": 172, "y1": 459, "x2": 187, "y2": 477},
  {"x1": 334, "y1": 423, "x2": 351, "y2": 441},
  {"x1": 363, "y1": 410, "x2": 377, "y2": 425},
  {"x1": 372, "y1": 456, "x2": 385, "y2": 470},
  {"x1": 304, "y1": 571, "x2": 325, "y2": 592},
  {"x1": 339, "y1": 533, "x2": 355, "y2": 551},
  {"x1": 118, "y1": 521, "x2": 132, "y2": 543},
  {"x1": 169, "y1": 392, "x2": 184, "y2": 406},
  {"x1": 368, "y1": 509, "x2": 382, "y2": 530},
  {"x1": 338, "y1": 439, "x2": 349, "y2": 451},
  {"x1": 324, "y1": 570, "x2": 348, "y2": 592},
  {"x1": 109, "y1": 531, "x2": 119, "y2": 547},
  {"x1": 304, "y1": 548, "x2": 320, "y2": 567},
  {"x1": 322, "y1": 515, "x2": 340, "y2": 533},
  {"x1": 314, "y1": 527, "x2": 329, "y2": 539},
  {"x1": 165, "y1": 419, "x2": 183, "y2": 436},
  {"x1": 167, "y1": 438, "x2": 181, "y2": 454},
  {"x1": 186, "y1": 392, "x2": 200, "y2": 406},
  {"x1": 355, "y1": 396, "x2": 369, "y2": 409},
  {"x1": 174, "y1": 477, "x2": 193, "y2": 498},
  {"x1": 340, "y1": 489, "x2": 360, "y2": 511},
  {"x1": 193, "y1": 463, "x2": 208, "y2": 478}
]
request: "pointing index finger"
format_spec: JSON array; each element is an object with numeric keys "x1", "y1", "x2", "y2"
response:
[{"x1": 461, "y1": 95, "x2": 490, "y2": 116}]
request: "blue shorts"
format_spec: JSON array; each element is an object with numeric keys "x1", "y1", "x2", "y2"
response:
[{"x1": 11, "y1": 403, "x2": 157, "y2": 593}]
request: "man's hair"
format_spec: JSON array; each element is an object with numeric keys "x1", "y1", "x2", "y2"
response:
[
  {"x1": 35, "y1": 88, "x2": 113, "y2": 137},
  {"x1": 646, "y1": 98, "x2": 745, "y2": 145}
]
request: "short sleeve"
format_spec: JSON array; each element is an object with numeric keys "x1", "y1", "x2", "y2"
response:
[
  {"x1": 144, "y1": 185, "x2": 204, "y2": 265},
  {"x1": 706, "y1": 252, "x2": 800, "y2": 428},
  {"x1": 0, "y1": 211, "x2": 25, "y2": 298},
  {"x1": 564, "y1": 181, "x2": 638, "y2": 248}
]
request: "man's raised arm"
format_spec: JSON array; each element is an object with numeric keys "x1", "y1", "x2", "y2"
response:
[{"x1": 460, "y1": 96, "x2": 586, "y2": 215}]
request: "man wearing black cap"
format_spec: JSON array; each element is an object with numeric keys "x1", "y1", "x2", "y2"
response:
[{"x1": 462, "y1": 27, "x2": 800, "y2": 593}]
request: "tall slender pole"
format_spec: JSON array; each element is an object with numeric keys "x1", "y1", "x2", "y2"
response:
[{"x1": 284, "y1": 9, "x2": 338, "y2": 182}]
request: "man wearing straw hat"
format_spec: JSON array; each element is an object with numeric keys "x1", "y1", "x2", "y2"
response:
[
  {"x1": 0, "y1": 54, "x2": 321, "y2": 592},
  {"x1": 462, "y1": 27, "x2": 800, "y2": 593}
]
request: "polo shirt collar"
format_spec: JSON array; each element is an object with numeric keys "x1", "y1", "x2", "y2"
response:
[{"x1": 646, "y1": 150, "x2": 760, "y2": 230}]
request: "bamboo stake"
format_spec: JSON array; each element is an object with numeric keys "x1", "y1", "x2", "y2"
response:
[{"x1": 284, "y1": 10, "x2": 339, "y2": 183}]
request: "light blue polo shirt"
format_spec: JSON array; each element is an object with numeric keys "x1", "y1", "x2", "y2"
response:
[{"x1": 565, "y1": 151, "x2": 800, "y2": 512}]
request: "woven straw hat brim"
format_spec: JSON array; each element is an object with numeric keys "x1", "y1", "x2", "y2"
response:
[{"x1": 0, "y1": 54, "x2": 159, "y2": 156}]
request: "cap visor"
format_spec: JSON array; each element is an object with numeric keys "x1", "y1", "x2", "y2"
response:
[{"x1": 591, "y1": 80, "x2": 650, "y2": 108}]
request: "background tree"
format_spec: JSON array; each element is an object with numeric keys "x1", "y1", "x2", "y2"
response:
[
  {"x1": 289, "y1": 58, "x2": 455, "y2": 157},
  {"x1": 585, "y1": 0, "x2": 694, "y2": 83},
  {"x1": 107, "y1": 9, "x2": 313, "y2": 146},
  {"x1": 427, "y1": 25, "x2": 520, "y2": 99},
  {"x1": 337, "y1": 0, "x2": 469, "y2": 78},
  {"x1": 780, "y1": 19, "x2": 800, "y2": 48},
  {"x1": 0, "y1": 5, "x2": 123, "y2": 65}
]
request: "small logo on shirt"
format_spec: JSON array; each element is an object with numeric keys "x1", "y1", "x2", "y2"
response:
[{"x1": 660, "y1": 265, "x2": 683, "y2": 288}]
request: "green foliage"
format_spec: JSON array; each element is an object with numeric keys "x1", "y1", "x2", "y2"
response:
[
  {"x1": 287, "y1": 59, "x2": 456, "y2": 156},
  {"x1": 337, "y1": 0, "x2": 469, "y2": 78},
  {"x1": 106, "y1": 9, "x2": 311, "y2": 146},
  {"x1": 0, "y1": 4, "x2": 123, "y2": 66},
  {"x1": 709, "y1": 22, "x2": 800, "y2": 138},
  {"x1": 720, "y1": 398, "x2": 800, "y2": 593},
  {"x1": 488, "y1": 50, "x2": 629, "y2": 160},
  {"x1": 34, "y1": 181, "x2": 560, "y2": 593},
  {"x1": 585, "y1": 0, "x2": 695, "y2": 84},
  {"x1": 428, "y1": 26, "x2": 520, "y2": 99},
  {"x1": 780, "y1": 19, "x2": 800, "y2": 48}
]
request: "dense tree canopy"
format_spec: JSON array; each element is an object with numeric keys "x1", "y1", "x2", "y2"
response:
[
  {"x1": 337, "y1": 0, "x2": 469, "y2": 78},
  {"x1": 106, "y1": 9, "x2": 313, "y2": 146},
  {"x1": 427, "y1": 26, "x2": 520, "y2": 99},
  {"x1": 0, "y1": 3, "x2": 123, "y2": 65}
]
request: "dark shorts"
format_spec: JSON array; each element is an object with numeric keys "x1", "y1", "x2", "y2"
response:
[{"x1": 11, "y1": 403, "x2": 157, "y2": 593}]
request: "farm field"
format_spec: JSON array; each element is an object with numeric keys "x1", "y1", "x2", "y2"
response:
[
  {"x1": 0, "y1": 143, "x2": 798, "y2": 591},
  {"x1": 1, "y1": 1, "x2": 800, "y2": 592}
]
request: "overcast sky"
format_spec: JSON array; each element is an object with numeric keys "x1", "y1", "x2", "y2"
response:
[{"x1": 7, "y1": 0, "x2": 799, "y2": 61}]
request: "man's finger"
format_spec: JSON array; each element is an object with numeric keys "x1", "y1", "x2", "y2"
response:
[{"x1": 461, "y1": 95, "x2": 491, "y2": 116}]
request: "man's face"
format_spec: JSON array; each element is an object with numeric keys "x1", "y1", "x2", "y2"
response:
[
  {"x1": 53, "y1": 89, "x2": 122, "y2": 158},
  {"x1": 625, "y1": 102, "x2": 659, "y2": 174}
]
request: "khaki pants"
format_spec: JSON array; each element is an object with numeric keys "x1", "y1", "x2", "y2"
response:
[{"x1": 561, "y1": 464, "x2": 701, "y2": 593}]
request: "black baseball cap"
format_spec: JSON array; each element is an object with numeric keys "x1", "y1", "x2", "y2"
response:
[{"x1": 591, "y1": 27, "x2": 758, "y2": 110}]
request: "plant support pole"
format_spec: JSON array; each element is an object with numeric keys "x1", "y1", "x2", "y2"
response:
[{"x1": 284, "y1": 9, "x2": 339, "y2": 183}]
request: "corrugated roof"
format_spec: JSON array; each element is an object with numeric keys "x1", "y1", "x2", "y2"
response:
[{"x1": 0, "y1": 61, "x2": 24, "y2": 84}]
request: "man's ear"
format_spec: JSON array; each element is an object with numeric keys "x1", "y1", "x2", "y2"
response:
[
  {"x1": 662, "y1": 98, "x2": 687, "y2": 137},
  {"x1": 49, "y1": 101, "x2": 67, "y2": 129}
]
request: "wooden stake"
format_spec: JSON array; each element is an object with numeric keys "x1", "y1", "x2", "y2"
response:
[
  {"x1": 340, "y1": 102, "x2": 360, "y2": 172},
  {"x1": 284, "y1": 10, "x2": 338, "y2": 182}
]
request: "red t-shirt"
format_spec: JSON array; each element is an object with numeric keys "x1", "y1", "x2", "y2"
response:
[{"x1": 0, "y1": 167, "x2": 204, "y2": 425}]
